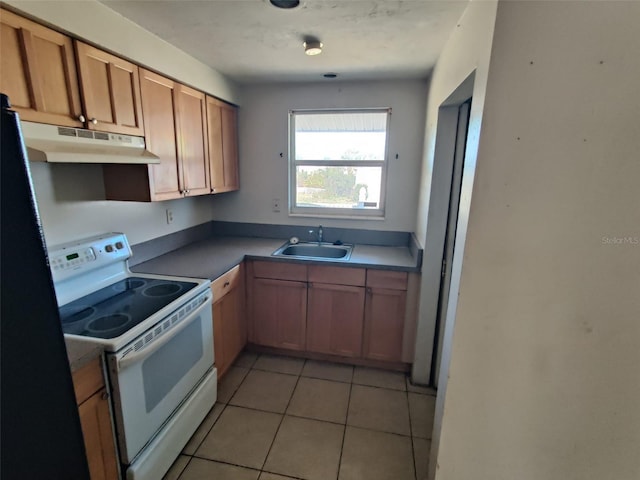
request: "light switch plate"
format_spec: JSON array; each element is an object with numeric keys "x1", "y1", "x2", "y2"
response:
[{"x1": 272, "y1": 198, "x2": 281, "y2": 212}]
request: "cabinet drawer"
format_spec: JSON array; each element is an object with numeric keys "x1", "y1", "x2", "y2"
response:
[
  {"x1": 72, "y1": 357, "x2": 104, "y2": 405},
  {"x1": 308, "y1": 265, "x2": 365, "y2": 287},
  {"x1": 366, "y1": 269, "x2": 408, "y2": 290},
  {"x1": 252, "y1": 260, "x2": 307, "y2": 282},
  {"x1": 212, "y1": 264, "x2": 241, "y2": 303}
]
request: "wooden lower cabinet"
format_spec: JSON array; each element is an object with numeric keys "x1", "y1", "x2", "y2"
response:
[
  {"x1": 72, "y1": 358, "x2": 118, "y2": 480},
  {"x1": 78, "y1": 388, "x2": 119, "y2": 480},
  {"x1": 251, "y1": 277, "x2": 307, "y2": 351},
  {"x1": 248, "y1": 261, "x2": 415, "y2": 367},
  {"x1": 306, "y1": 282, "x2": 365, "y2": 357},
  {"x1": 212, "y1": 264, "x2": 246, "y2": 378},
  {"x1": 363, "y1": 271, "x2": 409, "y2": 363}
]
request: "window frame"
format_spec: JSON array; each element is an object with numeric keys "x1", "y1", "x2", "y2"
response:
[{"x1": 288, "y1": 108, "x2": 391, "y2": 219}]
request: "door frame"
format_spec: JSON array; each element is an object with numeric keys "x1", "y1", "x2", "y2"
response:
[{"x1": 430, "y1": 99, "x2": 472, "y2": 385}]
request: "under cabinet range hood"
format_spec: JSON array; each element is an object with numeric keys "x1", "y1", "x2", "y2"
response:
[{"x1": 21, "y1": 121, "x2": 160, "y2": 164}]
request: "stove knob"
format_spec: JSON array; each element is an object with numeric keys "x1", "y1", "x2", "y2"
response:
[
  {"x1": 105, "y1": 245, "x2": 114, "y2": 253},
  {"x1": 115, "y1": 242, "x2": 124, "y2": 250}
]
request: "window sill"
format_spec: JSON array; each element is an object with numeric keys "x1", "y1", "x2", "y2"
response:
[{"x1": 288, "y1": 212, "x2": 386, "y2": 221}]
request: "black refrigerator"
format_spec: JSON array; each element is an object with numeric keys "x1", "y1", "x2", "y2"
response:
[{"x1": 1, "y1": 94, "x2": 90, "y2": 479}]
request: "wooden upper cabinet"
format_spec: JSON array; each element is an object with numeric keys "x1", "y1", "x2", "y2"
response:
[
  {"x1": 206, "y1": 96, "x2": 239, "y2": 193},
  {"x1": 0, "y1": 8, "x2": 83, "y2": 127},
  {"x1": 176, "y1": 85, "x2": 210, "y2": 196},
  {"x1": 104, "y1": 70, "x2": 211, "y2": 201},
  {"x1": 75, "y1": 41, "x2": 144, "y2": 135},
  {"x1": 139, "y1": 69, "x2": 181, "y2": 200}
]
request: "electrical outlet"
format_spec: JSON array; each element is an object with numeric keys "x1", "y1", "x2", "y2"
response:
[
  {"x1": 166, "y1": 208, "x2": 174, "y2": 224},
  {"x1": 272, "y1": 198, "x2": 281, "y2": 212}
]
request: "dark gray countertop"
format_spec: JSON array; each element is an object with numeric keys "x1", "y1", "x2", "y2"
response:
[
  {"x1": 130, "y1": 235, "x2": 420, "y2": 280},
  {"x1": 66, "y1": 235, "x2": 420, "y2": 369},
  {"x1": 65, "y1": 338, "x2": 103, "y2": 373}
]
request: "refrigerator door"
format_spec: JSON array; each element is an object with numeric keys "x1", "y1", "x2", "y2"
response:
[{"x1": 0, "y1": 94, "x2": 90, "y2": 479}]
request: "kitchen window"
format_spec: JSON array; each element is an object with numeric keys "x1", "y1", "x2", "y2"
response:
[{"x1": 289, "y1": 109, "x2": 390, "y2": 217}]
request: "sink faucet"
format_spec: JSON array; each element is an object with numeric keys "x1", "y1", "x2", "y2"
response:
[{"x1": 308, "y1": 225, "x2": 323, "y2": 243}]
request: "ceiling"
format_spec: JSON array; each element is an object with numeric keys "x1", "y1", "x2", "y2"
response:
[{"x1": 100, "y1": 0, "x2": 469, "y2": 84}]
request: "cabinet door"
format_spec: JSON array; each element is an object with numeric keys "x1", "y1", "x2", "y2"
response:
[
  {"x1": 75, "y1": 41, "x2": 144, "y2": 135},
  {"x1": 0, "y1": 9, "x2": 83, "y2": 127},
  {"x1": 363, "y1": 287, "x2": 407, "y2": 362},
  {"x1": 307, "y1": 282, "x2": 365, "y2": 357},
  {"x1": 78, "y1": 389, "x2": 119, "y2": 480},
  {"x1": 212, "y1": 269, "x2": 247, "y2": 379},
  {"x1": 206, "y1": 96, "x2": 239, "y2": 193},
  {"x1": 212, "y1": 299, "x2": 227, "y2": 376},
  {"x1": 176, "y1": 85, "x2": 210, "y2": 196},
  {"x1": 224, "y1": 273, "x2": 247, "y2": 362},
  {"x1": 139, "y1": 69, "x2": 181, "y2": 200},
  {"x1": 251, "y1": 278, "x2": 307, "y2": 351},
  {"x1": 220, "y1": 102, "x2": 239, "y2": 190}
]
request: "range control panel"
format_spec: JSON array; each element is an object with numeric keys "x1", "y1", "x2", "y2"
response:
[
  {"x1": 51, "y1": 247, "x2": 97, "y2": 272},
  {"x1": 49, "y1": 233, "x2": 132, "y2": 283}
]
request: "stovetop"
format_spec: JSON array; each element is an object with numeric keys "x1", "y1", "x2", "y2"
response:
[{"x1": 58, "y1": 276, "x2": 198, "y2": 339}]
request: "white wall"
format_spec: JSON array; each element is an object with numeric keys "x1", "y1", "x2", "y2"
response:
[
  {"x1": 434, "y1": 1, "x2": 640, "y2": 479},
  {"x1": 29, "y1": 162, "x2": 214, "y2": 246},
  {"x1": 411, "y1": 0, "x2": 497, "y2": 388},
  {"x1": 4, "y1": 0, "x2": 240, "y2": 104},
  {"x1": 209, "y1": 80, "x2": 428, "y2": 232}
]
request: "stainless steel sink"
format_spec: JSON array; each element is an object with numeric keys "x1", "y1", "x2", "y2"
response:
[{"x1": 272, "y1": 242, "x2": 353, "y2": 261}]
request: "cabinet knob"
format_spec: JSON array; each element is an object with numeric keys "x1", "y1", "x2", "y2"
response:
[
  {"x1": 90, "y1": 118, "x2": 98, "y2": 125},
  {"x1": 78, "y1": 114, "x2": 86, "y2": 123},
  {"x1": 101, "y1": 391, "x2": 109, "y2": 401},
  {"x1": 185, "y1": 189, "x2": 190, "y2": 195}
]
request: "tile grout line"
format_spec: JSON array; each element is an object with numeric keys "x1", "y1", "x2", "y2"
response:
[
  {"x1": 188, "y1": 456, "x2": 263, "y2": 476},
  {"x1": 184, "y1": 402, "x2": 229, "y2": 457},
  {"x1": 335, "y1": 363, "x2": 356, "y2": 480},
  {"x1": 181, "y1": 353, "x2": 258, "y2": 459},
  {"x1": 173, "y1": 454, "x2": 193, "y2": 480},
  {"x1": 258, "y1": 358, "x2": 306, "y2": 474},
  {"x1": 406, "y1": 383, "x2": 418, "y2": 480}
]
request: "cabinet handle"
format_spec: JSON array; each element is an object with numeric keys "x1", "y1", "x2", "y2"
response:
[
  {"x1": 367, "y1": 287, "x2": 372, "y2": 294},
  {"x1": 223, "y1": 281, "x2": 230, "y2": 288},
  {"x1": 101, "y1": 391, "x2": 109, "y2": 401},
  {"x1": 78, "y1": 114, "x2": 86, "y2": 123},
  {"x1": 90, "y1": 118, "x2": 98, "y2": 125}
]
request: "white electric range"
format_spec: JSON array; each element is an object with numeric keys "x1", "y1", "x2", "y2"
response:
[{"x1": 49, "y1": 233, "x2": 217, "y2": 480}]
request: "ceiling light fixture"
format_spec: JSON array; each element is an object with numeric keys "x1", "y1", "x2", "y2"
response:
[
  {"x1": 304, "y1": 41, "x2": 323, "y2": 56},
  {"x1": 269, "y1": 0, "x2": 300, "y2": 9}
]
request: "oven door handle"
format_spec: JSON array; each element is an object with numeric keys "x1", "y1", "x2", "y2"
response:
[{"x1": 117, "y1": 294, "x2": 211, "y2": 370}]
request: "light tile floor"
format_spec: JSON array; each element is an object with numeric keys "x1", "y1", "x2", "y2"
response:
[{"x1": 164, "y1": 351, "x2": 436, "y2": 480}]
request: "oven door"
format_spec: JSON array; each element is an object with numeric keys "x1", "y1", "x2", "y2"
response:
[{"x1": 107, "y1": 293, "x2": 214, "y2": 464}]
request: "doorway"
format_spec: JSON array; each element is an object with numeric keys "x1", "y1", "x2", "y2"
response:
[{"x1": 430, "y1": 99, "x2": 471, "y2": 385}]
